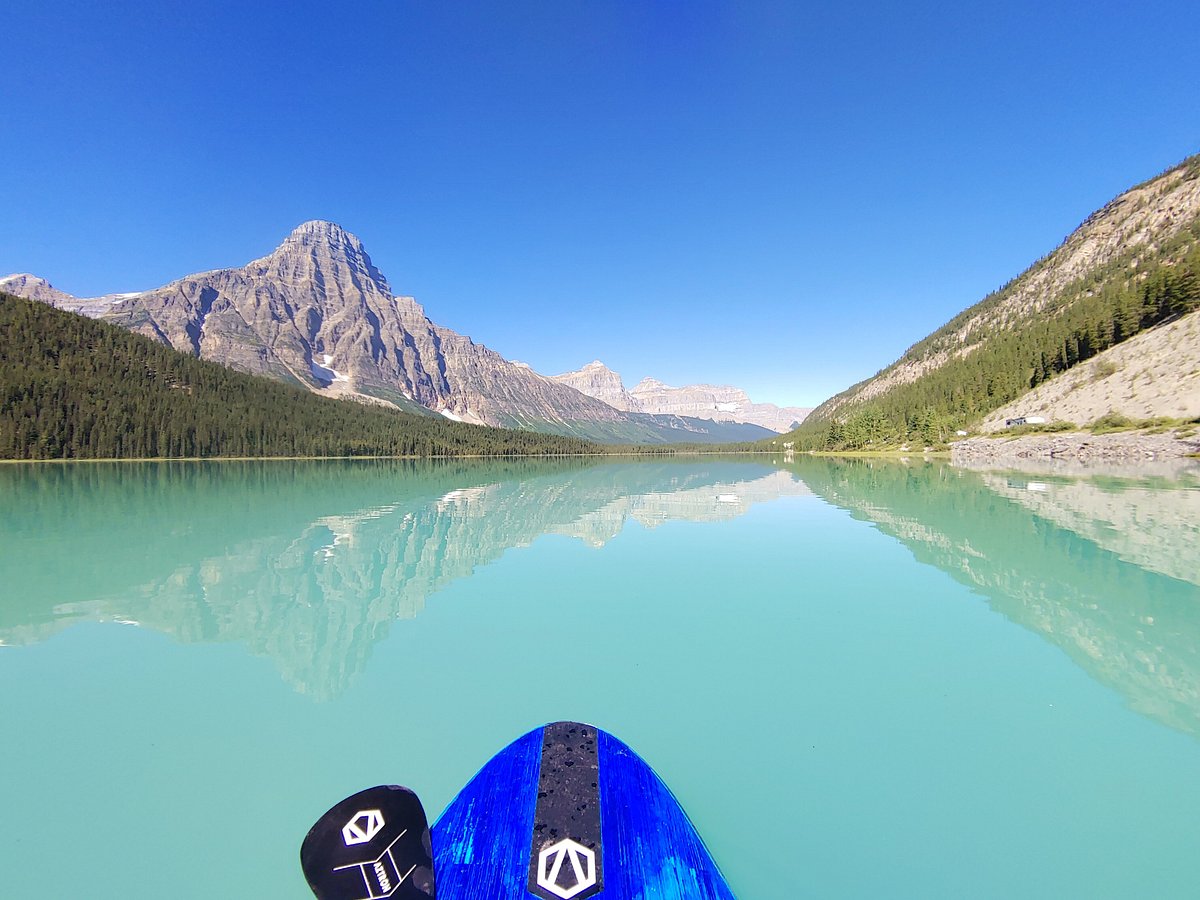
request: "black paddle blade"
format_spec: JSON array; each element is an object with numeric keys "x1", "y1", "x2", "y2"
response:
[{"x1": 301, "y1": 785, "x2": 436, "y2": 900}]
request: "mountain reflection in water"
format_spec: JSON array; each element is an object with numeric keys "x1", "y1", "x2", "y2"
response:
[
  {"x1": 0, "y1": 459, "x2": 808, "y2": 698},
  {"x1": 2, "y1": 456, "x2": 1197, "y2": 740},
  {"x1": 791, "y1": 456, "x2": 1200, "y2": 740}
]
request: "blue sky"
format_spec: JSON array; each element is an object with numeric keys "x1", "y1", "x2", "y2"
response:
[{"x1": 2, "y1": 1, "x2": 1196, "y2": 406}]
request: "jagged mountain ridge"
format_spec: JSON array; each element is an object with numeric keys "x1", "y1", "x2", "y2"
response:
[
  {"x1": 0, "y1": 273, "x2": 141, "y2": 316},
  {"x1": 629, "y1": 376, "x2": 812, "y2": 433},
  {"x1": 551, "y1": 360, "x2": 812, "y2": 433},
  {"x1": 1, "y1": 223, "x2": 772, "y2": 444}
]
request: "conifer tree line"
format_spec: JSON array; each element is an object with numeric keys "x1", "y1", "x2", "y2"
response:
[
  {"x1": 0, "y1": 294, "x2": 604, "y2": 460},
  {"x1": 786, "y1": 204, "x2": 1200, "y2": 451}
]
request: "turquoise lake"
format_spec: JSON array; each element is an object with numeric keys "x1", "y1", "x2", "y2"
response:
[{"x1": 2, "y1": 456, "x2": 1199, "y2": 899}]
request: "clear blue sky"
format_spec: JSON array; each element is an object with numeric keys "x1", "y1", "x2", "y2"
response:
[{"x1": 2, "y1": 1, "x2": 1196, "y2": 407}]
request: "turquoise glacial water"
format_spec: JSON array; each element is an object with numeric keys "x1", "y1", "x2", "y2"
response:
[{"x1": 1, "y1": 456, "x2": 1199, "y2": 899}]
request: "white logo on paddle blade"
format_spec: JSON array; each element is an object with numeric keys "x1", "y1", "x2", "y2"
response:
[
  {"x1": 536, "y1": 838, "x2": 597, "y2": 899},
  {"x1": 342, "y1": 809, "x2": 385, "y2": 846}
]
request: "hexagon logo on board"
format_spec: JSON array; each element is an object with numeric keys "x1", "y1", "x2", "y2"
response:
[{"x1": 536, "y1": 838, "x2": 597, "y2": 899}]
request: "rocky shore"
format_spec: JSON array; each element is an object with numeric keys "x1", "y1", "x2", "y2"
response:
[{"x1": 951, "y1": 430, "x2": 1200, "y2": 466}]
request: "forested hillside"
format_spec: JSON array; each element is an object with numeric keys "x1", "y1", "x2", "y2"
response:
[
  {"x1": 782, "y1": 154, "x2": 1200, "y2": 450},
  {"x1": 0, "y1": 293, "x2": 598, "y2": 459}
]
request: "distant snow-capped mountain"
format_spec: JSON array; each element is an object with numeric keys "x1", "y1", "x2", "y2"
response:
[{"x1": 551, "y1": 360, "x2": 811, "y2": 433}]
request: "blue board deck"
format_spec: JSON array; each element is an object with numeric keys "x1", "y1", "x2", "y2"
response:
[{"x1": 431, "y1": 722, "x2": 736, "y2": 900}]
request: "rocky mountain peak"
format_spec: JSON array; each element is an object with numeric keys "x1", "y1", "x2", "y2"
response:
[
  {"x1": 0, "y1": 273, "x2": 78, "y2": 306},
  {"x1": 284, "y1": 219, "x2": 367, "y2": 254},
  {"x1": 2, "y1": 272, "x2": 47, "y2": 286},
  {"x1": 550, "y1": 360, "x2": 638, "y2": 411},
  {"x1": 253, "y1": 220, "x2": 392, "y2": 298},
  {"x1": 4, "y1": 223, "x2": 783, "y2": 443},
  {"x1": 632, "y1": 377, "x2": 669, "y2": 391}
]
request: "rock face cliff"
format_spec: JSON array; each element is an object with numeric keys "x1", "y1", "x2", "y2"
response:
[
  {"x1": 629, "y1": 377, "x2": 811, "y2": 433},
  {"x1": 550, "y1": 361, "x2": 811, "y2": 433},
  {"x1": 550, "y1": 360, "x2": 638, "y2": 411},
  {"x1": 2, "y1": 222, "x2": 771, "y2": 444}
]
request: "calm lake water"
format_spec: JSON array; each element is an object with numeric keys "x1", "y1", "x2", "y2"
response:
[{"x1": 2, "y1": 456, "x2": 1199, "y2": 899}]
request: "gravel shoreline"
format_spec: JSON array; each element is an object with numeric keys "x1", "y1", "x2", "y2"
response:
[{"x1": 951, "y1": 430, "x2": 1200, "y2": 466}]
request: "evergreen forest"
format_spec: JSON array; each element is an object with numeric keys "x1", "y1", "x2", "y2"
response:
[{"x1": 0, "y1": 293, "x2": 602, "y2": 460}]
